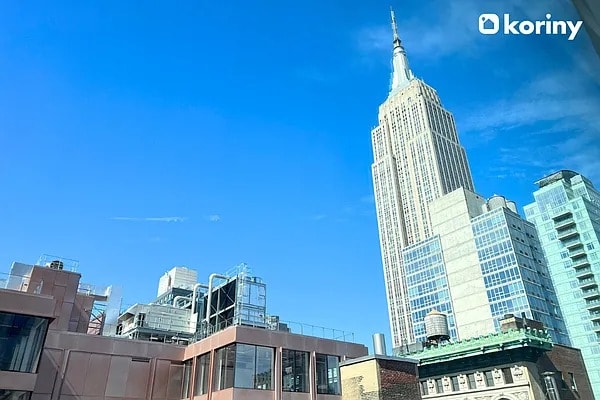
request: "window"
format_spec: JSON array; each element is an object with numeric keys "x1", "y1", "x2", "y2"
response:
[
  {"x1": 282, "y1": 349, "x2": 309, "y2": 392},
  {"x1": 255, "y1": 346, "x2": 273, "y2": 390},
  {"x1": 316, "y1": 354, "x2": 341, "y2": 395},
  {"x1": 502, "y1": 368, "x2": 513, "y2": 383},
  {"x1": 0, "y1": 391, "x2": 31, "y2": 400},
  {"x1": 485, "y1": 371, "x2": 494, "y2": 386},
  {"x1": 568, "y1": 372, "x2": 577, "y2": 390},
  {"x1": 420, "y1": 381, "x2": 429, "y2": 395},
  {"x1": 0, "y1": 312, "x2": 49, "y2": 373},
  {"x1": 182, "y1": 360, "x2": 192, "y2": 398},
  {"x1": 436, "y1": 378, "x2": 443, "y2": 393},
  {"x1": 136, "y1": 313, "x2": 146, "y2": 327},
  {"x1": 213, "y1": 345, "x2": 235, "y2": 390},
  {"x1": 451, "y1": 376, "x2": 459, "y2": 390},
  {"x1": 194, "y1": 353, "x2": 210, "y2": 395},
  {"x1": 234, "y1": 344, "x2": 256, "y2": 389},
  {"x1": 467, "y1": 373, "x2": 476, "y2": 389},
  {"x1": 212, "y1": 344, "x2": 273, "y2": 391}
]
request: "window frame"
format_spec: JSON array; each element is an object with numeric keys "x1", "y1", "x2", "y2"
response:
[
  {"x1": 0, "y1": 311, "x2": 50, "y2": 374},
  {"x1": 316, "y1": 353, "x2": 341, "y2": 395},
  {"x1": 194, "y1": 352, "x2": 211, "y2": 395},
  {"x1": 212, "y1": 343, "x2": 274, "y2": 392},
  {"x1": 282, "y1": 349, "x2": 310, "y2": 393}
]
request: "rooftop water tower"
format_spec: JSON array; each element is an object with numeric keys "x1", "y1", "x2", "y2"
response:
[{"x1": 424, "y1": 310, "x2": 450, "y2": 346}]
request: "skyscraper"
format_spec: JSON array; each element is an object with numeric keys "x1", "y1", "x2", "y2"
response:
[
  {"x1": 372, "y1": 10, "x2": 572, "y2": 353},
  {"x1": 524, "y1": 170, "x2": 600, "y2": 397},
  {"x1": 371, "y1": 9, "x2": 474, "y2": 348},
  {"x1": 424, "y1": 189, "x2": 569, "y2": 346}
]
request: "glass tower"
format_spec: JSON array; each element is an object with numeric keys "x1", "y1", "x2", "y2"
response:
[
  {"x1": 471, "y1": 204, "x2": 569, "y2": 345},
  {"x1": 404, "y1": 235, "x2": 457, "y2": 344},
  {"x1": 524, "y1": 170, "x2": 600, "y2": 397}
]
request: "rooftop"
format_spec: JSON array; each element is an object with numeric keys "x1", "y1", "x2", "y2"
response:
[
  {"x1": 402, "y1": 327, "x2": 553, "y2": 365},
  {"x1": 535, "y1": 170, "x2": 580, "y2": 188},
  {"x1": 2, "y1": 257, "x2": 358, "y2": 344},
  {"x1": 340, "y1": 353, "x2": 418, "y2": 367}
]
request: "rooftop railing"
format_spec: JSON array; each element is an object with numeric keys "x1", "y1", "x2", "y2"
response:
[
  {"x1": 0, "y1": 272, "x2": 43, "y2": 294},
  {"x1": 277, "y1": 319, "x2": 356, "y2": 342},
  {"x1": 36, "y1": 254, "x2": 79, "y2": 272}
]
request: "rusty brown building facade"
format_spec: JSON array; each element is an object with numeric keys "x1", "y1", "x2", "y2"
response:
[{"x1": 0, "y1": 261, "x2": 367, "y2": 400}]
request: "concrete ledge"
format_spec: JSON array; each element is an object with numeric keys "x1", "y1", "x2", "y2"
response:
[
  {"x1": 0, "y1": 371, "x2": 37, "y2": 391},
  {"x1": 340, "y1": 354, "x2": 419, "y2": 367},
  {"x1": 0, "y1": 288, "x2": 56, "y2": 319}
]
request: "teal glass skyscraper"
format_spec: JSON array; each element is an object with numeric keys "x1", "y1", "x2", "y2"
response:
[{"x1": 524, "y1": 170, "x2": 600, "y2": 398}]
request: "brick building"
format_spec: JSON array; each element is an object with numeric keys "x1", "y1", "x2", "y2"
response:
[
  {"x1": 339, "y1": 355, "x2": 420, "y2": 400},
  {"x1": 408, "y1": 315, "x2": 594, "y2": 400}
]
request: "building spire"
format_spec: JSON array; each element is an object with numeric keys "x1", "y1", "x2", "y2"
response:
[
  {"x1": 389, "y1": 6, "x2": 414, "y2": 94},
  {"x1": 391, "y1": 6, "x2": 400, "y2": 43}
]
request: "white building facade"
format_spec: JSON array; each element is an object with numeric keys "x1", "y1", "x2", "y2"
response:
[{"x1": 371, "y1": 10, "x2": 474, "y2": 348}]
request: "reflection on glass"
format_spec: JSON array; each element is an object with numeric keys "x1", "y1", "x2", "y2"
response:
[
  {"x1": 213, "y1": 345, "x2": 235, "y2": 390},
  {"x1": 255, "y1": 346, "x2": 273, "y2": 390},
  {"x1": 0, "y1": 312, "x2": 48, "y2": 373},
  {"x1": 234, "y1": 344, "x2": 256, "y2": 389},
  {"x1": 195, "y1": 353, "x2": 210, "y2": 395},
  {"x1": 212, "y1": 343, "x2": 274, "y2": 391},
  {"x1": 282, "y1": 349, "x2": 309, "y2": 392},
  {"x1": 327, "y1": 355, "x2": 340, "y2": 394},
  {"x1": 0, "y1": 390, "x2": 31, "y2": 400},
  {"x1": 182, "y1": 360, "x2": 192, "y2": 397},
  {"x1": 316, "y1": 353, "x2": 340, "y2": 395}
]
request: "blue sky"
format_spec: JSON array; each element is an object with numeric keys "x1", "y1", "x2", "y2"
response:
[{"x1": 1, "y1": 0, "x2": 599, "y2": 351}]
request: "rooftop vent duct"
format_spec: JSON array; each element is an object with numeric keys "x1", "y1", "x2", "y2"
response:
[{"x1": 373, "y1": 333, "x2": 387, "y2": 356}]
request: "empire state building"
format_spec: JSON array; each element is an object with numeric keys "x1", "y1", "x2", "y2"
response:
[{"x1": 371, "y1": 9, "x2": 474, "y2": 348}]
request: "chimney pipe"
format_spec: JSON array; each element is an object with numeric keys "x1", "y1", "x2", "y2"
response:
[{"x1": 373, "y1": 333, "x2": 387, "y2": 356}]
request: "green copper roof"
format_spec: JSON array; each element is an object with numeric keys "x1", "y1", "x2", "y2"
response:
[{"x1": 402, "y1": 328, "x2": 553, "y2": 365}]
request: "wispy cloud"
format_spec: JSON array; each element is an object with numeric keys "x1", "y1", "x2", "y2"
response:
[
  {"x1": 355, "y1": 0, "x2": 492, "y2": 61},
  {"x1": 295, "y1": 66, "x2": 333, "y2": 84},
  {"x1": 497, "y1": 133, "x2": 600, "y2": 184},
  {"x1": 205, "y1": 214, "x2": 221, "y2": 222},
  {"x1": 464, "y1": 58, "x2": 600, "y2": 182},
  {"x1": 486, "y1": 166, "x2": 528, "y2": 181},
  {"x1": 111, "y1": 216, "x2": 187, "y2": 222},
  {"x1": 353, "y1": 0, "x2": 600, "y2": 183},
  {"x1": 360, "y1": 194, "x2": 375, "y2": 204},
  {"x1": 354, "y1": 0, "x2": 582, "y2": 62},
  {"x1": 462, "y1": 68, "x2": 600, "y2": 136},
  {"x1": 309, "y1": 195, "x2": 376, "y2": 223}
]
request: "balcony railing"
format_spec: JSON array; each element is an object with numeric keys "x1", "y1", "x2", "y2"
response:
[
  {"x1": 579, "y1": 277, "x2": 598, "y2": 289},
  {"x1": 558, "y1": 228, "x2": 579, "y2": 240},
  {"x1": 576, "y1": 267, "x2": 593, "y2": 279},
  {"x1": 582, "y1": 287, "x2": 600, "y2": 299},
  {"x1": 563, "y1": 239, "x2": 583, "y2": 250},
  {"x1": 552, "y1": 208, "x2": 573, "y2": 221},
  {"x1": 555, "y1": 219, "x2": 576, "y2": 231},
  {"x1": 586, "y1": 298, "x2": 600, "y2": 311},
  {"x1": 570, "y1": 248, "x2": 587, "y2": 259},
  {"x1": 573, "y1": 258, "x2": 591, "y2": 269},
  {"x1": 590, "y1": 311, "x2": 600, "y2": 322}
]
